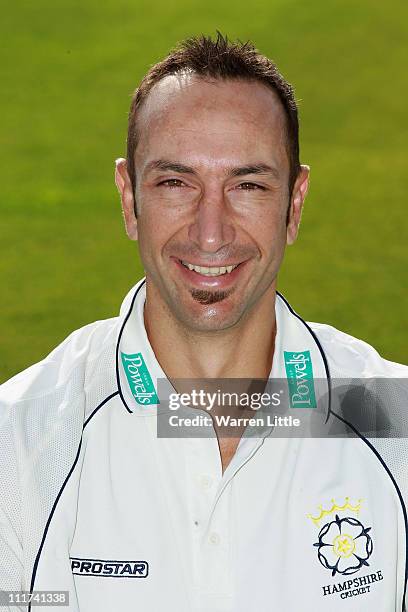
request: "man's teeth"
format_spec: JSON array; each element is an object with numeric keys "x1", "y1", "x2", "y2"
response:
[{"x1": 181, "y1": 262, "x2": 239, "y2": 276}]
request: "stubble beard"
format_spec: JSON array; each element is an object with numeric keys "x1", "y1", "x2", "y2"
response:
[{"x1": 190, "y1": 288, "x2": 233, "y2": 305}]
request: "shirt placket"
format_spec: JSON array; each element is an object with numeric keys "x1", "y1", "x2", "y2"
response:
[{"x1": 186, "y1": 433, "x2": 267, "y2": 610}]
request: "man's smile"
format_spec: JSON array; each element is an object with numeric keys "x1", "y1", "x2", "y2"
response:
[
  {"x1": 180, "y1": 260, "x2": 240, "y2": 276},
  {"x1": 171, "y1": 256, "x2": 248, "y2": 289}
]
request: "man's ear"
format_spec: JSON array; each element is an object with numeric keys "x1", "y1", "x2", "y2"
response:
[
  {"x1": 286, "y1": 165, "x2": 310, "y2": 246},
  {"x1": 115, "y1": 158, "x2": 138, "y2": 241}
]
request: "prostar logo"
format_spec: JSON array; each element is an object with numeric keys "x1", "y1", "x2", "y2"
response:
[
  {"x1": 121, "y1": 352, "x2": 159, "y2": 405},
  {"x1": 71, "y1": 557, "x2": 148, "y2": 578},
  {"x1": 284, "y1": 351, "x2": 317, "y2": 408}
]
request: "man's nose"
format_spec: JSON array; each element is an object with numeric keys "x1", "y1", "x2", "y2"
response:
[{"x1": 188, "y1": 187, "x2": 235, "y2": 253}]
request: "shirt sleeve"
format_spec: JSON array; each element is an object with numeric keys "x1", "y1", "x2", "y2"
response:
[{"x1": 0, "y1": 397, "x2": 26, "y2": 610}]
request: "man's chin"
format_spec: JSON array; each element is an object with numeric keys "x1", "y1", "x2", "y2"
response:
[{"x1": 173, "y1": 294, "x2": 244, "y2": 333}]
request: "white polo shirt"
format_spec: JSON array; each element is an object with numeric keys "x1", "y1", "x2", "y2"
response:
[{"x1": 1, "y1": 278, "x2": 407, "y2": 611}]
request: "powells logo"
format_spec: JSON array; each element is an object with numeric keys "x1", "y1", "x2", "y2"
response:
[
  {"x1": 121, "y1": 352, "x2": 159, "y2": 405},
  {"x1": 284, "y1": 351, "x2": 316, "y2": 408},
  {"x1": 71, "y1": 557, "x2": 148, "y2": 578}
]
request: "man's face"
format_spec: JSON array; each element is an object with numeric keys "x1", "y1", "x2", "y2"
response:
[{"x1": 117, "y1": 74, "x2": 308, "y2": 332}]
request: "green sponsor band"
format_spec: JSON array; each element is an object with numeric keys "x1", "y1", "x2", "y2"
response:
[
  {"x1": 121, "y1": 352, "x2": 159, "y2": 406},
  {"x1": 284, "y1": 350, "x2": 317, "y2": 409}
]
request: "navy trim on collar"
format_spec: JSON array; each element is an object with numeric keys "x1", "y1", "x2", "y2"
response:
[{"x1": 116, "y1": 279, "x2": 146, "y2": 414}]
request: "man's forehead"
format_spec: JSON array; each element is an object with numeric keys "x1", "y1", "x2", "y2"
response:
[{"x1": 138, "y1": 72, "x2": 286, "y2": 131}]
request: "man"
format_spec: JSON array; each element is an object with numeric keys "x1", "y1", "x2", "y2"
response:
[{"x1": 1, "y1": 33, "x2": 407, "y2": 611}]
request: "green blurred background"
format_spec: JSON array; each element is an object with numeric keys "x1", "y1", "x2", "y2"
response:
[{"x1": 1, "y1": 0, "x2": 407, "y2": 381}]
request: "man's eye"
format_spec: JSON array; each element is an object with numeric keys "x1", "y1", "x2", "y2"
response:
[
  {"x1": 158, "y1": 179, "x2": 185, "y2": 188},
  {"x1": 236, "y1": 182, "x2": 265, "y2": 191}
]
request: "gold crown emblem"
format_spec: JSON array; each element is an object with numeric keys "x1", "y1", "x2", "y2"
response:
[{"x1": 307, "y1": 497, "x2": 363, "y2": 527}]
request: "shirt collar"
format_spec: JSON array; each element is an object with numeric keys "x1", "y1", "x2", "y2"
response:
[{"x1": 116, "y1": 278, "x2": 330, "y2": 416}]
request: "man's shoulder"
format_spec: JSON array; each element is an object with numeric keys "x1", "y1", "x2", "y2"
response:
[
  {"x1": 0, "y1": 316, "x2": 120, "y2": 405},
  {"x1": 307, "y1": 320, "x2": 408, "y2": 377}
]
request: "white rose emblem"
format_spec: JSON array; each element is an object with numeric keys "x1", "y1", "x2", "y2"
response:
[{"x1": 314, "y1": 515, "x2": 373, "y2": 576}]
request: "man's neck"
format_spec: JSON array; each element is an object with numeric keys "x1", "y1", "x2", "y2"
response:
[
  {"x1": 144, "y1": 285, "x2": 277, "y2": 380},
  {"x1": 143, "y1": 282, "x2": 277, "y2": 473}
]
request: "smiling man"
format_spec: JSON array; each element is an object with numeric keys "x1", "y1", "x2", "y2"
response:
[{"x1": 1, "y1": 33, "x2": 407, "y2": 612}]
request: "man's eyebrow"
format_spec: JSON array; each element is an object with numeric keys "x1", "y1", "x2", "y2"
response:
[
  {"x1": 229, "y1": 164, "x2": 280, "y2": 179},
  {"x1": 145, "y1": 159, "x2": 197, "y2": 175}
]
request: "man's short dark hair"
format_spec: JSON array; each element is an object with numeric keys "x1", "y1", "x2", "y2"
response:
[{"x1": 127, "y1": 32, "x2": 300, "y2": 200}]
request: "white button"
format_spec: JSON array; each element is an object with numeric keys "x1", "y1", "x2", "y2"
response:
[
  {"x1": 200, "y1": 475, "x2": 213, "y2": 489},
  {"x1": 209, "y1": 532, "x2": 220, "y2": 545}
]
